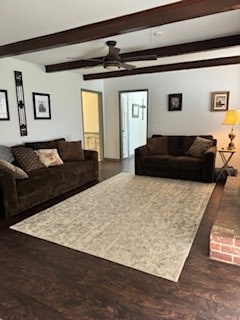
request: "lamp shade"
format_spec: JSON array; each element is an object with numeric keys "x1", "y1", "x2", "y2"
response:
[{"x1": 222, "y1": 110, "x2": 240, "y2": 125}]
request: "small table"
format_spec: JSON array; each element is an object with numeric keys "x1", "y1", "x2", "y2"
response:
[{"x1": 216, "y1": 148, "x2": 237, "y2": 181}]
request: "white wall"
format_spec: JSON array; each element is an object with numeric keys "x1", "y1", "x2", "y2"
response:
[
  {"x1": 104, "y1": 65, "x2": 240, "y2": 169},
  {"x1": 0, "y1": 57, "x2": 103, "y2": 146}
]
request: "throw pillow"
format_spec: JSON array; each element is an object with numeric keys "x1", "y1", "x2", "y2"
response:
[
  {"x1": 25, "y1": 138, "x2": 65, "y2": 150},
  {"x1": 148, "y1": 137, "x2": 168, "y2": 155},
  {"x1": 0, "y1": 159, "x2": 28, "y2": 179},
  {"x1": 0, "y1": 145, "x2": 15, "y2": 163},
  {"x1": 57, "y1": 140, "x2": 85, "y2": 161},
  {"x1": 35, "y1": 149, "x2": 64, "y2": 167},
  {"x1": 186, "y1": 136, "x2": 214, "y2": 158},
  {"x1": 12, "y1": 147, "x2": 45, "y2": 172}
]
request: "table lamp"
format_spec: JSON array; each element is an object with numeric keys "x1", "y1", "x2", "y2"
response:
[{"x1": 222, "y1": 110, "x2": 240, "y2": 150}]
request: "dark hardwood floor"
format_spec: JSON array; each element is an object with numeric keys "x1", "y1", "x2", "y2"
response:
[{"x1": 0, "y1": 158, "x2": 240, "y2": 320}]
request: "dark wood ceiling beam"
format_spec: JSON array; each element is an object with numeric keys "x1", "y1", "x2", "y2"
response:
[
  {"x1": 83, "y1": 56, "x2": 240, "y2": 80},
  {"x1": 45, "y1": 34, "x2": 240, "y2": 72},
  {"x1": 121, "y1": 34, "x2": 240, "y2": 59},
  {"x1": 0, "y1": 0, "x2": 239, "y2": 57}
]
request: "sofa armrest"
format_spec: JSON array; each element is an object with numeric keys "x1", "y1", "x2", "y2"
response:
[
  {"x1": 202, "y1": 146, "x2": 217, "y2": 182},
  {"x1": 0, "y1": 168, "x2": 19, "y2": 218},
  {"x1": 83, "y1": 150, "x2": 99, "y2": 179},
  {"x1": 135, "y1": 145, "x2": 149, "y2": 175}
]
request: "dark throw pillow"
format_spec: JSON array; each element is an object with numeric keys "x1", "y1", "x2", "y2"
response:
[
  {"x1": 12, "y1": 146, "x2": 45, "y2": 172},
  {"x1": 186, "y1": 136, "x2": 214, "y2": 158},
  {"x1": 25, "y1": 138, "x2": 65, "y2": 150},
  {"x1": 57, "y1": 140, "x2": 85, "y2": 161},
  {"x1": 147, "y1": 137, "x2": 168, "y2": 155}
]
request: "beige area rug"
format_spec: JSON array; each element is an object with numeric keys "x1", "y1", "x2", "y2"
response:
[{"x1": 11, "y1": 172, "x2": 215, "y2": 282}]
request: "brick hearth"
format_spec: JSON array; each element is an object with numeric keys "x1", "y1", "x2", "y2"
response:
[{"x1": 210, "y1": 175, "x2": 240, "y2": 266}]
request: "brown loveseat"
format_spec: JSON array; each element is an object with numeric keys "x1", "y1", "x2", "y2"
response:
[
  {"x1": 0, "y1": 138, "x2": 98, "y2": 218},
  {"x1": 135, "y1": 135, "x2": 217, "y2": 182}
]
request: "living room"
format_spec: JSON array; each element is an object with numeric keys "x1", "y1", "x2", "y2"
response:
[
  {"x1": 1, "y1": 55, "x2": 240, "y2": 171},
  {"x1": 1, "y1": 1, "x2": 240, "y2": 319}
]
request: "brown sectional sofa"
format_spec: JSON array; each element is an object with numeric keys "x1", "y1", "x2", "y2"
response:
[
  {"x1": 135, "y1": 135, "x2": 217, "y2": 182},
  {"x1": 0, "y1": 138, "x2": 98, "y2": 218}
]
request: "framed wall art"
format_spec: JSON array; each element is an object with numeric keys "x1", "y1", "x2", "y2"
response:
[
  {"x1": 0, "y1": 89, "x2": 10, "y2": 120},
  {"x1": 14, "y1": 71, "x2": 28, "y2": 136},
  {"x1": 168, "y1": 93, "x2": 182, "y2": 111},
  {"x1": 132, "y1": 103, "x2": 139, "y2": 118},
  {"x1": 211, "y1": 91, "x2": 229, "y2": 111},
  {"x1": 33, "y1": 92, "x2": 51, "y2": 119}
]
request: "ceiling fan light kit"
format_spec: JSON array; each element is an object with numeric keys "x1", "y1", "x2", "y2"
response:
[{"x1": 103, "y1": 61, "x2": 121, "y2": 70}]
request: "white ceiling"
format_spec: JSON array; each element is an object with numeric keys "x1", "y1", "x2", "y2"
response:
[{"x1": 1, "y1": 0, "x2": 240, "y2": 75}]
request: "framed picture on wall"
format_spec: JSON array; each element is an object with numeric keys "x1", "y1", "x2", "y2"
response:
[
  {"x1": 211, "y1": 91, "x2": 229, "y2": 111},
  {"x1": 132, "y1": 104, "x2": 139, "y2": 118},
  {"x1": 33, "y1": 92, "x2": 51, "y2": 119},
  {"x1": 0, "y1": 89, "x2": 10, "y2": 120},
  {"x1": 168, "y1": 93, "x2": 182, "y2": 111}
]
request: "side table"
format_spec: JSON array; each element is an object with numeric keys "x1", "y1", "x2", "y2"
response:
[{"x1": 216, "y1": 148, "x2": 237, "y2": 181}]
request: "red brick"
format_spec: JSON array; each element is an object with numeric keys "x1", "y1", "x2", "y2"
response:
[
  {"x1": 222, "y1": 245, "x2": 240, "y2": 255},
  {"x1": 235, "y1": 238, "x2": 240, "y2": 247},
  {"x1": 209, "y1": 242, "x2": 221, "y2": 251},
  {"x1": 233, "y1": 256, "x2": 240, "y2": 266},
  {"x1": 210, "y1": 251, "x2": 233, "y2": 263},
  {"x1": 210, "y1": 234, "x2": 233, "y2": 245}
]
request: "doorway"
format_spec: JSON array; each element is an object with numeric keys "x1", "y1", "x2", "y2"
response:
[
  {"x1": 81, "y1": 89, "x2": 104, "y2": 161},
  {"x1": 119, "y1": 90, "x2": 148, "y2": 159}
]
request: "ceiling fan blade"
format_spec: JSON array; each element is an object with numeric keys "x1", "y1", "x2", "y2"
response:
[
  {"x1": 120, "y1": 62, "x2": 136, "y2": 70},
  {"x1": 123, "y1": 55, "x2": 158, "y2": 62}
]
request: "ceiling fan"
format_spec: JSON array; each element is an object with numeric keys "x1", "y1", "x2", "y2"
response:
[{"x1": 80, "y1": 40, "x2": 158, "y2": 70}]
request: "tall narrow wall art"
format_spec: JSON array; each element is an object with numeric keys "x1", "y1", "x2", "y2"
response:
[{"x1": 14, "y1": 71, "x2": 28, "y2": 136}]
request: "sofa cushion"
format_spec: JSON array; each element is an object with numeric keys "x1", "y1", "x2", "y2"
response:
[
  {"x1": 0, "y1": 159, "x2": 28, "y2": 179},
  {"x1": 17, "y1": 167, "x2": 65, "y2": 196},
  {"x1": 142, "y1": 155, "x2": 173, "y2": 168},
  {"x1": 12, "y1": 146, "x2": 45, "y2": 172},
  {"x1": 57, "y1": 140, "x2": 85, "y2": 161},
  {"x1": 0, "y1": 145, "x2": 15, "y2": 163},
  {"x1": 148, "y1": 137, "x2": 168, "y2": 155},
  {"x1": 170, "y1": 156, "x2": 203, "y2": 171},
  {"x1": 186, "y1": 136, "x2": 214, "y2": 158},
  {"x1": 35, "y1": 149, "x2": 64, "y2": 167},
  {"x1": 25, "y1": 138, "x2": 65, "y2": 150},
  {"x1": 55, "y1": 161, "x2": 95, "y2": 182}
]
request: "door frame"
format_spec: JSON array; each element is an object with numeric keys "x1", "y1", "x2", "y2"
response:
[
  {"x1": 81, "y1": 89, "x2": 104, "y2": 161},
  {"x1": 119, "y1": 89, "x2": 149, "y2": 160}
]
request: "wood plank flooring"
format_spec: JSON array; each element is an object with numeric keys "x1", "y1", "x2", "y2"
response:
[{"x1": 0, "y1": 158, "x2": 240, "y2": 320}]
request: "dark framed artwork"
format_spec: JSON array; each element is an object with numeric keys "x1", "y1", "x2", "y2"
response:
[
  {"x1": 132, "y1": 103, "x2": 139, "y2": 118},
  {"x1": 168, "y1": 93, "x2": 182, "y2": 111},
  {"x1": 211, "y1": 91, "x2": 229, "y2": 111},
  {"x1": 14, "y1": 71, "x2": 28, "y2": 136},
  {"x1": 0, "y1": 90, "x2": 10, "y2": 120},
  {"x1": 33, "y1": 92, "x2": 51, "y2": 119}
]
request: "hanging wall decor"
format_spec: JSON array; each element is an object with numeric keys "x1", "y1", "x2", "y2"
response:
[
  {"x1": 132, "y1": 104, "x2": 139, "y2": 118},
  {"x1": 0, "y1": 89, "x2": 10, "y2": 120},
  {"x1": 14, "y1": 71, "x2": 28, "y2": 136},
  {"x1": 168, "y1": 93, "x2": 182, "y2": 111},
  {"x1": 32, "y1": 92, "x2": 51, "y2": 119}
]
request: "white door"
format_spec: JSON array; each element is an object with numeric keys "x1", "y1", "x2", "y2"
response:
[
  {"x1": 119, "y1": 90, "x2": 148, "y2": 159},
  {"x1": 120, "y1": 93, "x2": 129, "y2": 159}
]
